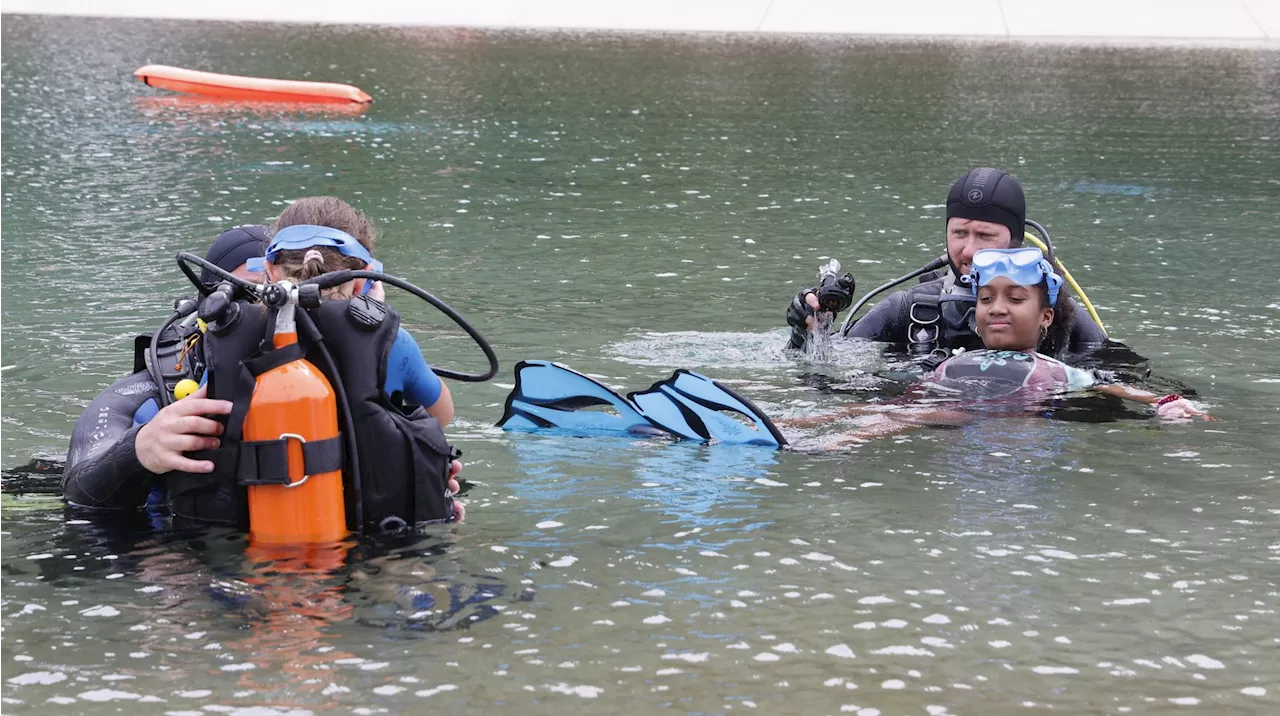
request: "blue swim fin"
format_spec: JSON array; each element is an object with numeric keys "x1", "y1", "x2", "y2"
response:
[
  {"x1": 498, "y1": 360, "x2": 663, "y2": 437},
  {"x1": 628, "y1": 370, "x2": 788, "y2": 448}
]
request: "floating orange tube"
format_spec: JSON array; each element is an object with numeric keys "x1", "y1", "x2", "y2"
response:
[{"x1": 134, "y1": 64, "x2": 371, "y2": 105}]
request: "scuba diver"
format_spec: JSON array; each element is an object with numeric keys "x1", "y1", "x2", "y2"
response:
[
  {"x1": 785, "y1": 168, "x2": 1111, "y2": 361},
  {"x1": 63, "y1": 225, "x2": 272, "y2": 514},
  {"x1": 783, "y1": 248, "x2": 1216, "y2": 442},
  {"x1": 63, "y1": 198, "x2": 495, "y2": 533}
]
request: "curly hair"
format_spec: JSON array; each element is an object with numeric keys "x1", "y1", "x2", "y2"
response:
[{"x1": 1037, "y1": 279, "x2": 1076, "y2": 356}]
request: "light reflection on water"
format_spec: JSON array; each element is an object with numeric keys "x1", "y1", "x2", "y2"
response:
[{"x1": 3, "y1": 15, "x2": 1279, "y2": 715}]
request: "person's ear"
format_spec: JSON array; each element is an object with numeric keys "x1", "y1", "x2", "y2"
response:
[
  {"x1": 1040, "y1": 307, "x2": 1055, "y2": 329},
  {"x1": 264, "y1": 261, "x2": 281, "y2": 281}
]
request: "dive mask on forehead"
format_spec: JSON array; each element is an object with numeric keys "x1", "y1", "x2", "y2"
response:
[
  {"x1": 246, "y1": 224, "x2": 383, "y2": 295},
  {"x1": 969, "y1": 247, "x2": 1062, "y2": 305}
]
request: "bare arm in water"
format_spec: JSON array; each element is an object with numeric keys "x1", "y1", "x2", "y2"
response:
[
  {"x1": 779, "y1": 404, "x2": 974, "y2": 443},
  {"x1": 1091, "y1": 384, "x2": 1219, "y2": 421}
]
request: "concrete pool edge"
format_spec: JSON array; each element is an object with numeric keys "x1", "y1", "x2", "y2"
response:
[{"x1": 4, "y1": 0, "x2": 1279, "y2": 50}]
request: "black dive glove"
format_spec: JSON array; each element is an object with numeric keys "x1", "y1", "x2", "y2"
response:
[{"x1": 786, "y1": 287, "x2": 821, "y2": 332}]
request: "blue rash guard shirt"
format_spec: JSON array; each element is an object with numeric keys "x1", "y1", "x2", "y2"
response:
[{"x1": 383, "y1": 327, "x2": 443, "y2": 408}]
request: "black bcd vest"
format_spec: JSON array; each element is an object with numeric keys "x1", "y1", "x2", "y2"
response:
[
  {"x1": 903, "y1": 280, "x2": 985, "y2": 358},
  {"x1": 165, "y1": 296, "x2": 456, "y2": 534}
]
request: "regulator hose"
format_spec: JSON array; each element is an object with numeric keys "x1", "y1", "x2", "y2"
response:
[
  {"x1": 173, "y1": 252, "x2": 499, "y2": 383},
  {"x1": 838, "y1": 255, "x2": 949, "y2": 335}
]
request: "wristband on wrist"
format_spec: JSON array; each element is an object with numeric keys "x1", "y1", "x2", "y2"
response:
[{"x1": 1155, "y1": 394, "x2": 1183, "y2": 408}]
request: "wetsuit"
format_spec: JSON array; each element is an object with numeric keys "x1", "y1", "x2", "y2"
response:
[
  {"x1": 63, "y1": 325, "x2": 443, "y2": 512},
  {"x1": 922, "y1": 349, "x2": 1098, "y2": 400}
]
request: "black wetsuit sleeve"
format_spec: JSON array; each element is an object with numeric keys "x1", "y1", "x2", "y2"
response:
[
  {"x1": 843, "y1": 290, "x2": 910, "y2": 344},
  {"x1": 62, "y1": 372, "x2": 160, "y2": 510}
]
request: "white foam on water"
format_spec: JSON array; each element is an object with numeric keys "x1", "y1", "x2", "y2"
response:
[
  {"x1": 1185, "y1": 654, "x2": 1224, "y2": 669},
  {"x1": 78, "y1": 690, "x2": 141, "y2": 702},
  {"x1": 667, "y1": 652, "x2": 708, "y2": 663},
  {"x1": 546, "y1": 683, "x2": 603, "y2": 698},
  {"x1": 753, "y1": 652, "x2": 780, "y2": 662},
  {"x1": 643, "y1": 615, "x2": 671, "y2": 625},
  {"x1": 549, "y1": 556, "x2": 577, "y2": 567},
  {"x1": 922, "y1": 614, "x2": 950, "y2": 624},
  {"x1": 1040, "y1": 549, "x2": 1079, "y2": 560},
  {"x1": 881, "y1": 680, "x2": 906, "y2": 690},
  {"x1": 536, "y1": 521, "x2": 563, "y2": 529},
  {"x1": 1031, "y1": 666, "x2": 1079, "y2": 675},
  {"x1": 825, "y1": 644, "x2": 856, "y2": 659},
  {"x1": 8, "y1": 672, "x2": 66, "y2": 686},
  {"x1": 79, "y1": 605, "x2": 120, "y2": 617},
  {"x1": 415, "y1": 684, "x2": 458, "y2": 698},
  {"x1": 1104, "y1": 598, "x2": 1150, "y2": 606},
  {"x1": 872, "y1": 646, "x2": 934, "y2": 657},
  {"x1": 858, "y1": 595, "x2": 893, "y2": 605},
  {"x1": 374, "y1": 686, "x2": 405, "y2": 695}
]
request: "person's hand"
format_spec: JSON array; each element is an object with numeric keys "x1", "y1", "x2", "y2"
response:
[
  {"x1": 448, "y1": 459, "x2": 466, "y2": 522},
  {"x1": 786, "y1": 289, "x2": 832, "y2": 332},
  {"x1": 1156, "y1": 397, "x2": 1220, "y2": 422},
  {"x1": 135, "y1": 384, "x2": 233, "y2": 473}
]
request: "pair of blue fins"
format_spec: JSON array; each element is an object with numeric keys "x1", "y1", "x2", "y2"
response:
[{"x1": 498, "y1": 360, "x2": 787, "y2": 449}]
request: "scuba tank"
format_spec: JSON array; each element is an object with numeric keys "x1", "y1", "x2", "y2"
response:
[{"x1": 242, "y1": 283, "x2": 347, "y2": 544}]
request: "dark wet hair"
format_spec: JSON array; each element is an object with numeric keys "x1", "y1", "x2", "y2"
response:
[
  {"x1": 1037, "y1": 279, "x2": 1075, "y2": 356},
  {"x1": 275, "y1": 196, "x2": 377, "y2": 251}
]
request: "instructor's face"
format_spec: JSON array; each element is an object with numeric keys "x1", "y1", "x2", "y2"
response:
[{"x1": 946, "y1": 218, "x2": 1011, "y2": 276}]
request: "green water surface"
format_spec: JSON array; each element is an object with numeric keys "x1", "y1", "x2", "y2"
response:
[{"x1": 2, "y1": 15, "x2": 1279, "y2": 715}]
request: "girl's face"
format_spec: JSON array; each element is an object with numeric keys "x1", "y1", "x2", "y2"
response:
[{"x1": 976, "y1": 276, "x2": 1054, "y2": 351}]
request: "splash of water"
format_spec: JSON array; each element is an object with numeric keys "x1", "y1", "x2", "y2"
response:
[{"x1": 803, "y1": 312, "x2": 836, "y2": 364}]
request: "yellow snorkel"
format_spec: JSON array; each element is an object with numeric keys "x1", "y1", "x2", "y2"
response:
[{"x1": 1023, "y1": 221, "x2": 1108, "y2": 337}]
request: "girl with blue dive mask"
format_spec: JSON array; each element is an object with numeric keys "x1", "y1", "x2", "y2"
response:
[{"x1": 784, "y1": 248, "x2": 1217, "y2": 444}]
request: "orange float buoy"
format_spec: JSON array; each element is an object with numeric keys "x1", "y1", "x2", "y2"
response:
[
  {"x1": 242, "y1": 299, "x2": 348, "y2": 544},
  {"x1": 134, "y1": 64, "x2": 371, "y2": 105}
]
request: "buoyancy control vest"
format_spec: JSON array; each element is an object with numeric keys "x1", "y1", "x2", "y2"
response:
[
  {"x1": 165, "y1": 295, "x2": 456, "y2": 533},
  {"x1": 902, "y1": 279, "x2": 985, "y2": 358}
]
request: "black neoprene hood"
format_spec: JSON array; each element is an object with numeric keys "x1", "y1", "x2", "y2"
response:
[{"x1": 945, "y1": 168, "x2": 1026, "y2": 246}]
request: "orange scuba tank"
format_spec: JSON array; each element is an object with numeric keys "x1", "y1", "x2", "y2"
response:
[{"x1": 242, "y1": 295, "x2": 348, "y2": 544}]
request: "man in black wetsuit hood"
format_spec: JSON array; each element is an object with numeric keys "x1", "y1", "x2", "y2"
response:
[{"x1": 785, "y1": 167, "x2": 1108, "y2": 357}]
